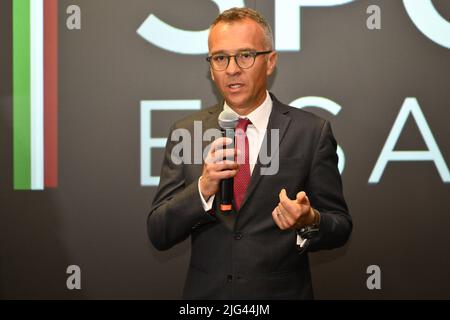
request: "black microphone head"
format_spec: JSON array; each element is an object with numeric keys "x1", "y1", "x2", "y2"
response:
[{"x1": 218, "y1": 110, "x2": 239, "y2": 130}]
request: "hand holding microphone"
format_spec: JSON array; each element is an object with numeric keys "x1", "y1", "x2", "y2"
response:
[
  {"x1": 200, "y1": 137, "x2": 239, "y2": 201},
  {"x1": 199, "y1": 111, "x2": 240, "y2": 211}
]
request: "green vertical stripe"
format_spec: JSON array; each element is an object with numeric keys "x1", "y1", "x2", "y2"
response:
[{"x1": 13, "y1": 0, "x2": 31, "y2": 190}]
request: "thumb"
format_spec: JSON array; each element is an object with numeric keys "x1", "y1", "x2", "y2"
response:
[
  {"x1": 279, "y1": 188, "x2": 289, "y2": 202},
  {"x1": 296, "y1": 191, "x2": 308, "y2": 204}
]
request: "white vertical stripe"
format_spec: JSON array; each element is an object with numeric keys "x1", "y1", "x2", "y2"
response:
[{"x1": 30, "y1": 0, "x2": 44, "y2": 190}]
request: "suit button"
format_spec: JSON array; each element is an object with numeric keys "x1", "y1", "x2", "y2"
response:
[{"x1": 234, "y1": 232, "x2": 243, "y2": 240}]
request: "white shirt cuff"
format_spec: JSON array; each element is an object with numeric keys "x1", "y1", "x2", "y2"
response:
[{"x1": 198, "y1": 177, "x2": 215, "y2": 212}]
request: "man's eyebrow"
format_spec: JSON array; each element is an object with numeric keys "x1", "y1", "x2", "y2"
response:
[
  {"x1": 210, "y1": 48, "x2": 257, "y2": 55},
  {"x1": 210, "y1": 50, "x2": 227, "y2": 56},
  {"x1": 237, "y1": 48, "x2": 256, "y2": 52}
]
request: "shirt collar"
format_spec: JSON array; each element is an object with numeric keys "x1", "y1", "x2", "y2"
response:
[{"x1": 223, "y1": 91, "x2": 273, "y2": 134}]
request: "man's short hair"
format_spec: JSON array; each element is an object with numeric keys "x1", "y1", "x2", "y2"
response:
[{"x1": 210, "y1": 7, "x2": 274, "y2": 50}]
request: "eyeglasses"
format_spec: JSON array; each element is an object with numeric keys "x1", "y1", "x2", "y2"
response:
[{"x1": 206, "y1": 50, "x2": 272, "y2": 71}]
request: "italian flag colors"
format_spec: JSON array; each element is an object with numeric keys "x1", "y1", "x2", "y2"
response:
[{"x1": 13, "y1": 0, "x2": 58, "y2": 190}]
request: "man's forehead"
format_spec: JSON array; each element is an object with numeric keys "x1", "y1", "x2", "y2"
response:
[
  {"x1": 210, "y1": 18, "x2": 264, "y2": 35},
  {"x1": 209, "y1": 19, "x2": 265, "y2": 50}
]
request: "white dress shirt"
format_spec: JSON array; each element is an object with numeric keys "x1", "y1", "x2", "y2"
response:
[{"x1": 198, "y1": 91, "x2": 273, "y2": 211}]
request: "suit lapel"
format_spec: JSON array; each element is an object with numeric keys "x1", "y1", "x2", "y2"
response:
[
  {"x1": 239, "y1": 96, "x2": 292, "y2": 212},
  {"x1": 204, "y1": 104, "x2": 222, "y2": 131}
]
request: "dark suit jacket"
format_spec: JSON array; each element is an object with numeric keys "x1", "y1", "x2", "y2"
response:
[{"x1": 148, "y1": 94, "x2": 352, "y2": 300}]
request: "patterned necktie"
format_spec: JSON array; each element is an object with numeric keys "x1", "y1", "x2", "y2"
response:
[{"x1": 234, "y1": 118, "x2": 251, "y2": 211}]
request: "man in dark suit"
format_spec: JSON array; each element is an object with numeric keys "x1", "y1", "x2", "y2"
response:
[{"x1": 148, "y1": 7, "x2": 352, "y2": 299}]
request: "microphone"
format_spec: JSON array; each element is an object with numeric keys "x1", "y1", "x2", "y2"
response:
[{"x1": 218, "y1": 110, "x2": 239, "y2": 212}]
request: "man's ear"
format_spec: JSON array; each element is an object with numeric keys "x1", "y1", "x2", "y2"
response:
[
  {"x1": 210, "y1": 69, "x2": 215, "y2": 81},
  {"x1": 266, "y1": 52, "x2": 278, "y2": 76}
]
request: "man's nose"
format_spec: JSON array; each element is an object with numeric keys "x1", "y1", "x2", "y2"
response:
[{"x1": 226, "y1": 57, "x2": 241, "y2": 75}]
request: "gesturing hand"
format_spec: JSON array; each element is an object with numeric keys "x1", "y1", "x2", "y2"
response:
[{"x1": 272, "y1": 189, "x2": 317, "y2": 230}]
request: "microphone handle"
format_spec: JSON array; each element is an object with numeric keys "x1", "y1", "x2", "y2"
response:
[{"x1": 220, "y1": 128, "x2": 235, "y2": 212}]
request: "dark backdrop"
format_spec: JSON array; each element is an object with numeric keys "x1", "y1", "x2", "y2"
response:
[{"x1": 1, "y1": 0, "x2": 449, "y2": 299}]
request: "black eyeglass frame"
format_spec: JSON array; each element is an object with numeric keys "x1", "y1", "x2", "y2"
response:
[{"x1": 206, "y1": 50, "x2": 273, "y2": 71}]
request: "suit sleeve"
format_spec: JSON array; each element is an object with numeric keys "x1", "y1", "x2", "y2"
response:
[
  {"x1": 306, "y1": 120, "x2": 353, "y2": 251},
  {"x1": 147, "y1": 125, "x2": 216, "y2": 251}
]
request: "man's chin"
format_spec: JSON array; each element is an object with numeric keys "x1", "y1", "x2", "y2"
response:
[
  {"x1": 227, "y1": 102, "x2": 247, "y2": 111},
  {"x1": 224, "y1": 95, "x2": 248, "y2": 109}
]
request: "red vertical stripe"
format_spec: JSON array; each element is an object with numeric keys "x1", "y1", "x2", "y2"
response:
[{"x1": 44, "y1": 0, "x2": 58, "y2": 187}]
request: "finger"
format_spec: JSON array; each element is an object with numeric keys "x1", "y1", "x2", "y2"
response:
[
  {"x1": 276, "y1": 206, "x2": 292, "y2": 229},
  {"x1": 210, "y1": 137, "x2": 233, "y2": 153},
  {"x1": 215, "y1": 160, "x2": 239, "y2": 165},
  {"x1": 204, "y1": 163, "x2": 238, "y2": 176},
  {"x1": 205, "y1": 151, "x2": 215, "y2": 164},
  {"x1": 277, "y1": 204, "x2": 295, "y2": 227},
  {"x1": 212, "y1": 148, "x2": 236, "y2": 162},
  {"x1": 205, "y1": 146, "x2": 235, "y2": 164},
  {"x1": 279, "y1": 189, "x2": 298, "y2": 217},
  {"x1": 279, "y1": 188, "x2": 290, "y2": 202},
  {"x1": 272, "y1": 209, "x2": 282, "y2": 228},
  {"x1": 211, "y1": 162, "x2": 239, "y2": 172},
  {"x1": 296, "y1": 191, "x2": 309, "y2": 205},
  {"x1": 210, "y1": 169, "x2": 238, "y2": 180},
  {"x1": 272, "y1": 208, "x2": 288, "y2": 230}
]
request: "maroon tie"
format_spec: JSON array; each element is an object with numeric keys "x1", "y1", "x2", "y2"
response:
[{"x1": 234, "y1": 118, "x2": 251, "y2": 211}]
